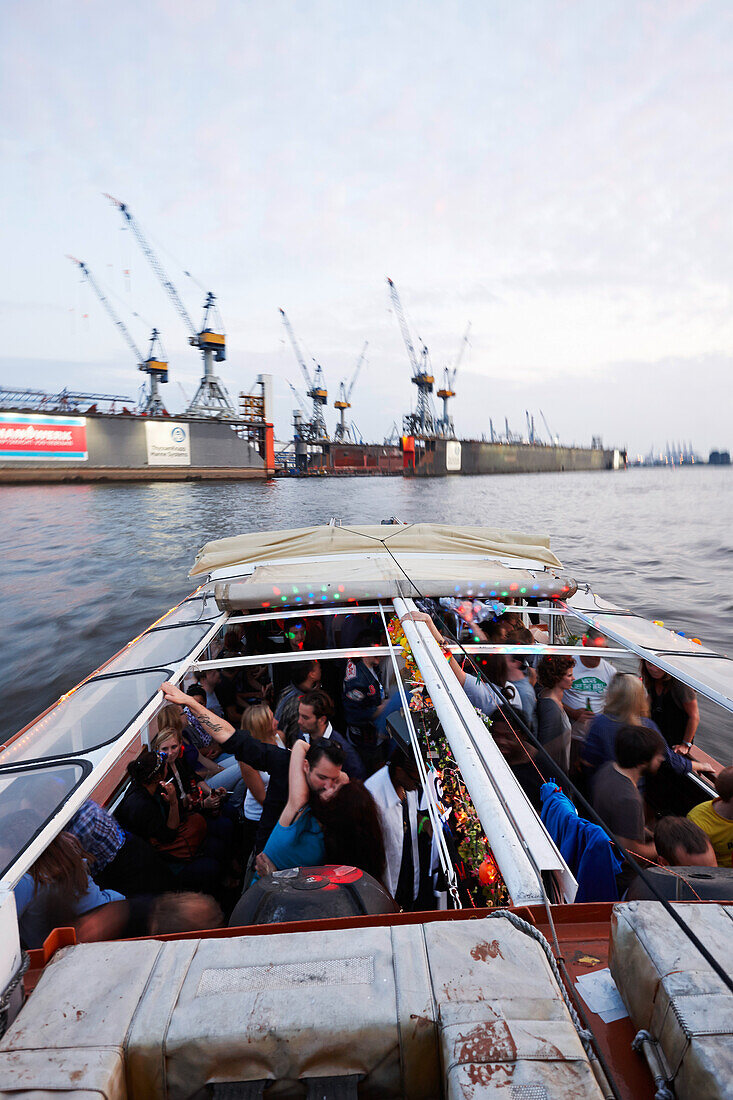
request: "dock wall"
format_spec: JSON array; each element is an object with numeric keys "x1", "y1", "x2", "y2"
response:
[
  {"x1": 0, "y1": 411, "x2": 269, "y2": 483},
  {"x1": 408, "y1": 439, "x2": 622, "y2": 477}
]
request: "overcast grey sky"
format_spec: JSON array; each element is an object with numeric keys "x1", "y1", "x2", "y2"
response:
[{"x1": 2, "y1": 0, "x2": 732, "y2": 454}]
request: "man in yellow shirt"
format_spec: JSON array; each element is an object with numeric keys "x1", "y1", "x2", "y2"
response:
[{"x1": 688, "y1": 766, "x2": 733, "y2": 868}]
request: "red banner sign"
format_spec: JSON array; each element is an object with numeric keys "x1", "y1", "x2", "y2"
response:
[{"x1": 0, "y1": 415, "x2": 88, "y2": 460}]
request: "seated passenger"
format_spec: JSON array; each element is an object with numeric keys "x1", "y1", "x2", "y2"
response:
[
  {"x1": 688, "y1": 766, "x2": 733, "y2": 867},
  {"x1": 67, "y1": 798, "x2": 175, "y2": 896},
  {"x1": 365, "y1": 745, "x2": 422, "y2": 908},
  {"x1": 641, "y1": 660, "x2": 700, "y2": 753},
  {"x1": 470, "y1": 652, "x2": 524, "y2": 713},
  {"x1": 151, "y1": 726, "x2": 237, "y2": 852},
  {"x1": 298, "y1": 688, "x2": 365, "y2": 781},
  {"x1": 654, "y1": 816, "x2": 717, "y2": 867},
  {"x1": 14, "y1": 832, "x2": 127, "y2": 949},
  {"x1": 254, "y1": 738, "x2": 346, "y2": 876},
  {"x1": 160, "y1": 680, "x2": 341, "y2": 856},
  {"x1": 115, "y1": 748, "x2": 224, "y2": 896},
  {"x1": 536, "y1": 656, "x2": 575, "y2": 773},
  {"x1": 343, "y1": 630, "x2": 392, "y2": 775},
  {"x1": 488, "y1": 708, "x2": 542, "y2": 808},
  {"x1": 240, "y1": 703, "x2": 286, "y2": 858},
  {"x1": 194, "y1": 669, "x2": 225, "y2": 718},
  {"x1": 624, "y1": 816, "x2": 719, "y2": 901},
  {"x1": 401, "y1": 610, "x2": 503, "y2": 718},
  {"x1": 591, "y1": 724, "x2": 666, "y2": 863},
  {"x1": 562, "y1": 629, "x2": 616, "y2": 730},
  {"x1": 314, "y1": 779, "x2": 387, "y2": 886},
  {"x1": 274, "y1": 659, "x2": 322, "y2": 746},
  {"x1": 583, "y1": 673, "x2": 709, "y2": 780},
  {"x1": 505, "y1": 628, "x2": 539, "y2": 730}
]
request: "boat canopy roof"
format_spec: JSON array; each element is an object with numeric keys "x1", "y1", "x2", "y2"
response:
[
  {"x1": 190, "y1": 522, "x2": 563, "y2": 578},
  {"x1": 214, "y1": 556, "x2": 575, "y2": 611}
]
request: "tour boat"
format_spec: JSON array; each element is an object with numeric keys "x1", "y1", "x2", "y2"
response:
[{"x1": 0, "y1": 521, "x2": 731, "y2": 1098}]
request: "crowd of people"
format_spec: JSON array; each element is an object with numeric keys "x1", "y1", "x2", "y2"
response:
[{"x1": 13, "y1": 606, "x2": 732, "y2": 947}]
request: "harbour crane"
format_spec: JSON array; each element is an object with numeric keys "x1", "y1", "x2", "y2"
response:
[
  {"x1": 386, "y1": 277, "x2": 436, "y2": 437},
  {"x1": 333, "y1": 341, "x2": 368, "y2": 443},
  {"x1": 539, "y1": 409, "x2": 559, "y2": 446},
  {"x1": 279, "y1": 309, "x2": 328, "y2": 441},
  {"x1": 67, "y1": 255, "x2": 169, "y2": 416},
  {"x1": 436, "y1": 322, "x2": 470, "y2": 437},
  {"x1": 104, "y1": 194, "x2": 235, "y2": 418}
]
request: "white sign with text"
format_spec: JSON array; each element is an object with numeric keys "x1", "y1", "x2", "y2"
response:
[{"x1": 145, "y1": 421, "x2": 191, "y2": 466}]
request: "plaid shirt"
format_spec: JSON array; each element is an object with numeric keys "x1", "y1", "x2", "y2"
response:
[{"x1": 68, "y1": 800, "x2": 125, "y2": 872}]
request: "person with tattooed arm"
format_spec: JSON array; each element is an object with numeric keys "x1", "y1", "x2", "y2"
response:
[{"x1": 160, "y1": 681, "x2": 349, "y2": 854}]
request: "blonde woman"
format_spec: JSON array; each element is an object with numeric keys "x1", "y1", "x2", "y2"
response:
[
  {"x1": 583, "y1": 673, "x2": 709, "y2": 780},
  {"x1": 240, "y1": 704, "x2": 285, "y2": 857}
]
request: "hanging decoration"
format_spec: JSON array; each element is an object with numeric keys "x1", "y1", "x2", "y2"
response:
[{"x1": 387, "y1": 615, "x2": 509, "y2": 908}]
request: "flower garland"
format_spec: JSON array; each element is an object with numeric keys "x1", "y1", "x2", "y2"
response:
[{"x1": 387, "y1": 614, "x2": 508, "y2": 908}]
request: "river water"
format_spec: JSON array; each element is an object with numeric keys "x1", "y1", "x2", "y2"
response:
[{"x1": 2, "y1": 466, "x2": 732, "y2": 756}]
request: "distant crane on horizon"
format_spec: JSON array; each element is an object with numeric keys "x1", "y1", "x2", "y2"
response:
[
  {"x1": 387, "y1": 276, "x2": 436, "y2": 438},
  {"x1": 67, "y1": 255, "x2": 169, "y2": 417},
  {"x1": 104, "y1": 194, "x2": 235, "y2": 418},
  {"x1": 436, "y1": 322, "x2": 471, "y2": 438},
  {"x1": 279, "y1": 308, "x2": 329, "y2": 442},
  {"x1": 333, "y1": 341, "x2": 368, "y2": 443}
]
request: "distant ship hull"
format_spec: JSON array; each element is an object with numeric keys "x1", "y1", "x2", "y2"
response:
[{"x1": 406, "y1": 438, "x2": 624, "y2": 477}]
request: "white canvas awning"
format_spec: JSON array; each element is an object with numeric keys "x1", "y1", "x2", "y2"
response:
[
  {"x1": 191, "y1": 522, "x2": 563, "y2": 578},
  {"x1": 214, "y1": 555, "x2": 576, "y2": 611}
]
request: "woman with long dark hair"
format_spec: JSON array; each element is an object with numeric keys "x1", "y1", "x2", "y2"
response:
[
  {"x1": 311, "y1": 780, "x2": 387, "y2": 885},
  {"x1": 536, "y1": 655, "x2": 575, "y2": 772},
  {"x1": 640, "y1": 660, "x2": 699, "y2": 754}
]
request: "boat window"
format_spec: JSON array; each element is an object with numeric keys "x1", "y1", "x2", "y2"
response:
[
  {"x1": 158, "y1": 594, "x2": 220, "y2": 626},
  {"x1": 0, "y1": 670, "x2": 171, "y2": 766},
  {"x1": 0, "y1": 762, "x2": 89, "y2": 882},
  {"x1": 99, "y1": 624, "x2": 212, "y2": 675}
]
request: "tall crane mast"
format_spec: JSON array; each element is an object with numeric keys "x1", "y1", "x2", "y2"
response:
[
  {"x1": 279, "y1": 309, "x2": 328, "y2": 441},
  {"x1": 386, "y1": 277, "x2": 436, "y2": 437},
  {"x1": 67, "y1": 255, "x2": 169, "y2": 416},
  {"x1": 437, "y1": 321, "x2": 471, "y2": 438},
  {"x1": 333, "y1": 341, "x2": 368, "y2": 443},
  {"x1": 104, "y1": 194, "x2": 234, "y2": 418}
]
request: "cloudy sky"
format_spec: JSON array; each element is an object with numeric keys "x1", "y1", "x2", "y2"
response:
[{"x1": 2, "y1": 0, "x2": 733, "y2": 454}]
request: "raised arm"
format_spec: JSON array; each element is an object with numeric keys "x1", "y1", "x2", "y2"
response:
[
  {"x1": 400, "y1": 611, "x2": 467, "y2": 686},
  {"x1": 161, "y1": 681, "x2": 235, "y2": 742},
  {"x1": 280, "y1": 739, "x2": 310, "y2": 827}
]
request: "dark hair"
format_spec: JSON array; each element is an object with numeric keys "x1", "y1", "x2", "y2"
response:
[
  {"x1": 538, "y1": 655, "x2": 574, "y2": 691},
  {"x1": 223, "y1": 629, "x2": 241, "y2": 651},
  {"x1": 486, "y1": 707, "x2": 533, "y2": 767},
  {"x1": 31, "y1": 832, "x2": 89, "y2": 898},
  {"x1": 477, "y1": 619, "x2": 506, "y2": 642},
  {"x1": 654, "y1": 816, "x2": 712, "y2": 863},
  {"x1": 355, "y1": 627, "x2": 383, "y2": 647},
  {"x1": 299, "y1": 689, "x2": 334, "y2": 722},
  {"x1": 639, "y1": 661, "x2": 694, "y2": 709},
  {"x1": 715, "y1": 765, "x2": 733, "y2": 802},
  {"x1": 477, "y1": 652, "x2": 509, "y2": 688},
  {"x1": 187, "y1": 684, "x2": 206, "y2": 700},
  {"x1": 293, "y1": 659, "x2": 320, "y2": 688},
  {"x1": 388, "y1": 743, "x2": 419, "y2": 779},
  {"x1": 305, "y1": 736, "x2": 345, "y2": 770},
  {"x1": 127, "y1": 747, "x2": 165, "y2": 785},
  {"x1": 312, "y1": 781, "x2": 387, "y2": 884},
  {"x1": 614, "y1": 723, "x2": 666, "y2": 768},
  {"x1": 506, "y1": 625, "x2": 535, "y2": 647}
]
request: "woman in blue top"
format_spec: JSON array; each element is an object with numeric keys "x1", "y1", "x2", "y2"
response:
[{"x1": 254, "y1": 739, "x2": 343, "y2": 877}]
